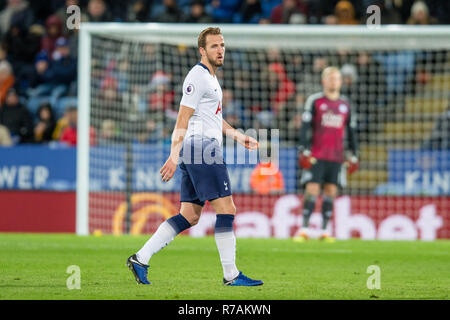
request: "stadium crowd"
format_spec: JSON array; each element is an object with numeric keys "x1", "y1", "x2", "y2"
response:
[{"x1": 0, "y1": 0, "x2": 448, "y2": 148}]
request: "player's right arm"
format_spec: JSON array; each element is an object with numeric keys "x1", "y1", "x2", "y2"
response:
[
  {"x1": 298, "y1": 94, "x2": 316, "y2": 152},
  {"x1": 160, "y1": 105, "x2": 194, "y2": 182},
  {"x1": 160, "y1": 70, "x2": 204, "y2": 182}
]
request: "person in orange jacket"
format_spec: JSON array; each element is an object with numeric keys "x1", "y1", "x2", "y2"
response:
[{"x1": 250, "y1": 142, "x2": 285, "y2": 195}]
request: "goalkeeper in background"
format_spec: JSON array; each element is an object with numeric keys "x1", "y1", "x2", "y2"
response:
[{"x1": 294, "y1": 66, "x2": 359, "y2": 242}]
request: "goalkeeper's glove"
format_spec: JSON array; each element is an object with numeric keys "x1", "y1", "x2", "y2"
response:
[
  {"x1": 298, "y1": 149, "x2": 316, "y2": 170},
  {"x1": 345, "y1": 155, "x2": 359, "y2": 175}
]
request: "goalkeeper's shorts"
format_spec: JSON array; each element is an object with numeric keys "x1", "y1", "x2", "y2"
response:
[{"x1": 300, "y1": 159, "x2": 343, "y2": 187}]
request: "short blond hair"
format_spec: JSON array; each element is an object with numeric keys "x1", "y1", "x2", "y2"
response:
[
  {"x1": 321, "y1": 66, "x2": 341, "y2": 80},
  {"x1": 198, "y1": 27, "x2": 222, "y2": 49}
]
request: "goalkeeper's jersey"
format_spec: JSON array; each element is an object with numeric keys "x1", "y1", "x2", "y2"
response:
[
  {"x1": 300, "y1": 92, "x2": 358, "y2": 163},
  {"x1": 180, "y1": 63, "x2": 223, "y2": 145}
]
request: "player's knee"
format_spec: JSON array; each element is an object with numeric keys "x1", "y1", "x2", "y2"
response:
[
  {"x1": 323, "y1": 184, "x2": 338, "y2": 198},
  {"x1": 305, "y1": 183, "x2": 320, "y2": 196},
  {"x1": 229, "y1": 201, "x2": 236, "y2": 215},
  {"x1": 211, "y1": 196, "x2": 236, "y2": 215},
  {"x1": 188, "y1": 214, "x2": 200, "y2": 226},
  {"x1": 179, "y1": 210, "x2": 201, "y2": 226}
]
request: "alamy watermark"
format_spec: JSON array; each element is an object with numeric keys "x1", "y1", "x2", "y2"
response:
[
  {"x1": 66, "y1": 5, "x2": 81, "y2": 30},
  {"x1": 366, "y1": 5, "x2": 381, "y2": 29},
  {"x1": 177, "y1": 128, "x2": 280, "y2": 176},
  {"x1": 366, "y1": 265, "x2": 381, "y2": 290},
  {"x1": 66, "y1": 265, "x2": 81, "y2": 290}
]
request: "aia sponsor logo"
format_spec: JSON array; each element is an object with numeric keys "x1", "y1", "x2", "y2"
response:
[{"x1": 215, "y1": 102, "x2": 222, "y2": 114}]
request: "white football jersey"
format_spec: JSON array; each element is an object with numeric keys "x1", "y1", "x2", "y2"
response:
[{"x1": 180, "y1": 63, "x2": 223, "y2": 145}]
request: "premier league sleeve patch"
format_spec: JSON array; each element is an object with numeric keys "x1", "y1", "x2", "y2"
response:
[{"x1": 185, "y1": 83, "x2": 195, "y2": 95}]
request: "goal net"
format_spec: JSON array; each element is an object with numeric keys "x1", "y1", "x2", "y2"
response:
[{"x1": 77, "y1": 24, "x2": 450, "y2": 240}]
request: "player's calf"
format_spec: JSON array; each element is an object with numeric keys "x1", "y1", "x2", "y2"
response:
[{"x1": 294, "y1": 194, "x2": 316, "y2": 240}]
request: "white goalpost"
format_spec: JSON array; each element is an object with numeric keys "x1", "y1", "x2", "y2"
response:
[{"x1": 77, "y1": 24, "x2": 450, "y2": 238}]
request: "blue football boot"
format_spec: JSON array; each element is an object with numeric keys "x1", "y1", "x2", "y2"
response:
[
  {"x1": 223, "y1": 271, "x2": 263, "y2": 286},
  {"x1": 126, "y1": 254, "x2": 151, "y2": 285}
]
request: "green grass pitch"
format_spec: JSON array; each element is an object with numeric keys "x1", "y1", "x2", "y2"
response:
[{"x1": 0, "y1": 233, "x2": 448, "y2": 300}]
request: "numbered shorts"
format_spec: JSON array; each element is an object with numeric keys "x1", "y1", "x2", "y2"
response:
[{"x1": 179, "y1": 137, "x2": 232, "y2": 206}]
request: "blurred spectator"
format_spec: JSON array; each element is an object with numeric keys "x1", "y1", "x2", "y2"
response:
[
  {"x1": 334, "y1": 0, "x2": 359, "y2": 24},
  {"x1": 298, "y1": 55, "x2": 328, "y2": 96},
  {"x1": 426, "y1": 0, "x2": 450, "y2": 24},
  {"x1": 86, "y1": 0, "x2": 113, "y2": 22},
  {"x1": 374, "y1": 50, "x2": 415, "y2": 100},
  {"x1": 406, "y1": 0, "x2": 438, "y2": 25},
  {"x1": 222, "y1": 89, "x2": 243, "y2": 128},
  {"x1": 0, "y1": 60, "x2": 15, "y2": 107},
  {"x1": 28, "y1": 37, "x2": 77, "y2": 115},
  {"x1": 371, "y1": 0, "x2": 403, "y2": 24},
  {"x1": 4, "y1": 23, "x2": 44, "y2": 94},
  {"x1": 0, "y1": 46, "x2": 6, "y2": 61},
  {"x1": 96, "y1": 75, "x2": 126, "y2": 124},
  {"x1": 34, "y1": 102, "x2": 56, "y2": 143},
  {"x1": 250, "y1": 142, "x2": 285, "y2": 195},
  {"x1": 207, "y1": 0, "x2": 241, "y2": 23},
  {"x1": 147, "y1": 71, "x2": 174, "y2": 113},
  {"x1": 355, "y1": 51, "x2": 386, "y2": 101},
  {"x1": 152, "y1": 0, "x2": 184, "y2": 23},
  {"x1": 40, "y1": 15, "x2": 64, "y2": 58},
  {"x1": 135, "y1": 118, "x2": 163, "y2": 144},
  {"x1": 270, "y1": 0, "x2": 308, "y2": 24},
  {"x1": 52, "y1": 104, "x2": 72, "y2": 140},
  {"x1": 233, "y1": 0, "x2": 263, "y2": 24},
  {"x1": 422, "y1": 105, "x2": 450, "y2": 150},
  {"x1": 111, "y1": 60, "x2": 130, "y2": 93},
  {"x1": 258, "y1": 17, "x2": 271, "y2": 24},
  {"x1": 268, "y1": 62, "x2": 296, "y2": 114},
  {"x1": 0, "y1": 124, "x2": 12, "y2": 146},
  {"x1": 97, "y1": 119, "x2": 118, "y2": 145},
  {"x1": 59, "y1": 105, "x2": 96, "y2": 146},
  {"x1": 307, "y1": 0, "x2": 362, "y2": 24},
  {"x1": 0, "y1": 88, "x2": 33, "y2": 143},
  {"x1": 340, "y1": 63, "x2": 357, "y2": 88},
  {"x1": 126, "y1": 0, "x2": 151, "y2": 22},
  {"x1": 59, "y1": 105, "x2": 77, "y2": 146},
  {"x1": 3, "y1": 19, "x2": 41, "y2": 73},
  {"x1": 0, "y1": 0, "x2": 34, "y2": 36},
  {"x1": 287, "y1": 93, "x2": 304, "y2": 134},
  {"x1": 323, "y1": 14, "x2": 338, "y2": 24},
  {"x1": 183, "y1": 0, "x2": 213, "y2": 23}
]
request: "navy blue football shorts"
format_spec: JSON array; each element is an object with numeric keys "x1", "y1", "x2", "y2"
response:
[{"x1": 178, "y1": 137, "x2": 232, "y2": 206}]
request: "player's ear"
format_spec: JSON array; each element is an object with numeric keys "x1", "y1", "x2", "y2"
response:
[{"x1": 199, "y1": 47, "x2": 206, "y2": 57}]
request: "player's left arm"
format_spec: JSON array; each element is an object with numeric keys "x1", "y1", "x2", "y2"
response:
[
  {"x1": 346, "y1": 105, "x2": 359, "y2": 158},
  {"x1": 345, "y1": 104, "x2": 360, "y2": 173},
  {"x1": 222, "y1": 119, "x2": 258, "y2": 150}
]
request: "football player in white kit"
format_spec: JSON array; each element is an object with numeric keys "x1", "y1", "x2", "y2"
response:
[{"x1": 127, "y1": 27, "x2": 263, "y2": 286}]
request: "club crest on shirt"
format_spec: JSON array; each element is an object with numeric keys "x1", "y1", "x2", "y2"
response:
[
  {"x1": 339, "y1": 104, "x2": 348, "y2": 113},
  {"x1": 185, "y1": 83, "x2": 195, "y2": 95}
]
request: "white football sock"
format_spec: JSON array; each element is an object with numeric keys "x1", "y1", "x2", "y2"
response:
[
  {"x1": 215, "y1": 230, "x2": 239, "y2": 281},
  {"x1": 136, "y1": 221, "x2": 177, "y2": 265}
]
